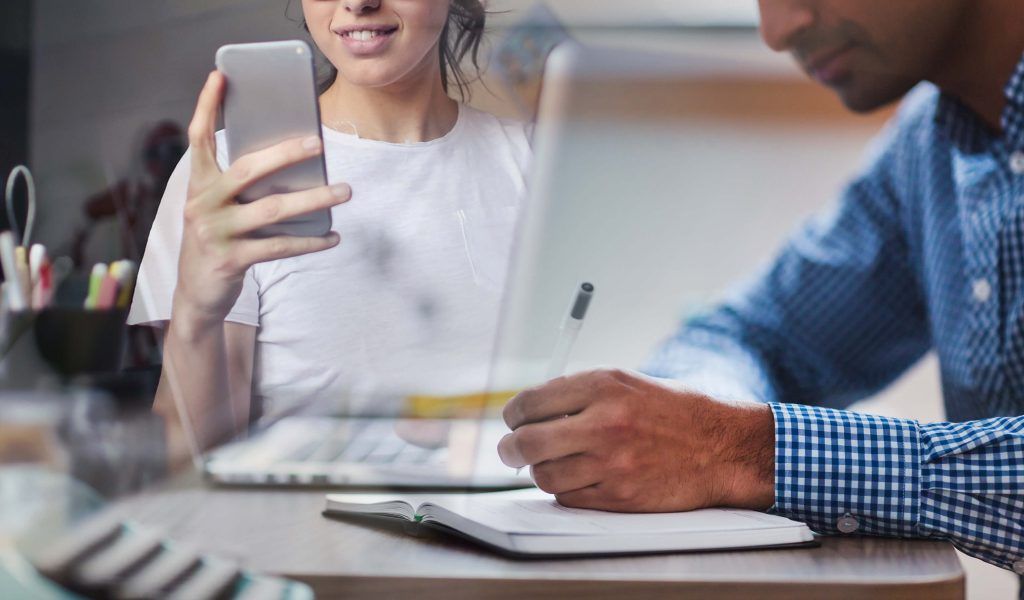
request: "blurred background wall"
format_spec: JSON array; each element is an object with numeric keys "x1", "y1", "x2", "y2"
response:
[
  {"x1": 20, "y1": 1, "x2": 1017, "y2": 596},
  {"x1": 0, "y1": 0, "x2": 31, "y2": 204}
]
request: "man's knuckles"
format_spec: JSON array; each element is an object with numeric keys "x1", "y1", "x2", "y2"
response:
[
  {"x1": 592, "y1": 368, "x2": 623, "y2": 389},
  {"x1": 606, "y1": 447, "x2": 641, "y2": 478},
  {"x1": 595, "y1": 402, "x2": 636, "y2": 439}
]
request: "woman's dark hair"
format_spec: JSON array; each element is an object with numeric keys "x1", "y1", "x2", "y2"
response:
[{"x1": 291, "y1": 0, "x2": 487, "y2": 101}]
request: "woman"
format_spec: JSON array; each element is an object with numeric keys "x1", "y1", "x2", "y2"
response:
[{"x1": 128, "y1": 0, "x2": 531, "y2": 454}]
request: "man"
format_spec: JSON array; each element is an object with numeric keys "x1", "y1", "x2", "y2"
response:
[{"x1": 497, "y1": 0, "x2": 1024, "y2": 586}]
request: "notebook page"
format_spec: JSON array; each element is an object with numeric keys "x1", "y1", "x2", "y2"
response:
[
  {"x1": 324, "y1": 494, "x2": 425, "y2": 521},
  {"x1": 423, "y1": 488, "x2": 803, "y2": 536}
]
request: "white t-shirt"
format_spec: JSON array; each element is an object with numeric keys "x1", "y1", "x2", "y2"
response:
[{"x1": 129, "y1": 105, "x2": 531, "y2": 416}]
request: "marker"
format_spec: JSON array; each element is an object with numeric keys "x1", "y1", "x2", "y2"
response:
[
  {"x1": 545, "y1": 282, "x2": 595, "y2": 379},
  {"x1": 108, "y1": 260, "x2": 125, "y2": 290},
  {"x1": 14, "y1": 246, "x2": 30, "y2": 304},
  {"x1": 115, "y1": 260, "x2": 137, "y2": 309},
  {"x1": 29, "y1": 244, "x2": 45, "y2": 284},
  {"x1": 34, "y1": 260, "x2": 52, "y2": 310},
  {"x1": 0, "y1": 232, "x2": 27, "y2": 311},
  {"x1": 29, "y1": 244, "x2": 46, "y2": 310},
  {"x1": 84, "y1": 263, "x2": 108, "y2": 310},
  {"x1": 96, "y1": 273, "x2": 119, "y2": 310}
]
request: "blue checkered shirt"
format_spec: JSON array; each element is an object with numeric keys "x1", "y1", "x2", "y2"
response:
[{"x1": 645, "y1": 52, "x2": 1024, "y2": 580}]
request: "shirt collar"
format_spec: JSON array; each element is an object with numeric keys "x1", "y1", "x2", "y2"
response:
[{"x1": 935, "y1": 49, "x2": 1024, "y2": 153}]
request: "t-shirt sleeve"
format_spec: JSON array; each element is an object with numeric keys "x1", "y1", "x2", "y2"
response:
[{"x1": 127, "y1": 142, "x2": 260, "y2": 328}]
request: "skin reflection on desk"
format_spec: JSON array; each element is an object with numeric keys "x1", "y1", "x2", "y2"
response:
[{"x1": 110, "y1": 474, "x2": 964, "y2": 600}]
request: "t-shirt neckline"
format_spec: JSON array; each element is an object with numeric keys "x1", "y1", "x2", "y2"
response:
[{"x1": 320, "y1": 104, "x2": 466, "y2": 150}]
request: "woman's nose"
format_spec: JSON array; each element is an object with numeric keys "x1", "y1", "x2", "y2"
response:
[{"x1": 342, "y1": 0, "x2": 380, "y2": 15}]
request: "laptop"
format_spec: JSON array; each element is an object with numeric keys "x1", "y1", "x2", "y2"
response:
[
  {"x1": 204, "y1": 42, "x2": 752, "y2": 489},
  {"x1": 204, "y1": 416, "x2": 525, "y2": 488}
]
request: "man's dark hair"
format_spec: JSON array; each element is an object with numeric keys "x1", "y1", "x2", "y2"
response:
[{"x1": 292, "y1": 0, "x2": 487, "y2": 100}]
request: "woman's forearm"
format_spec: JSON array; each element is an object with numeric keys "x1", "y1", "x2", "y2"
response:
[
  {"x1": 148, "y1": 71, "x2": 338, "y2": 459},
  {"x1": 154, "y1": 305, "x2": 249, "y2": 454}
]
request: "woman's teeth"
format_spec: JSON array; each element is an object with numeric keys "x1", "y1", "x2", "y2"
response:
[{"x1": 346, "y1": 30, "x2": 387, "y2": 41}]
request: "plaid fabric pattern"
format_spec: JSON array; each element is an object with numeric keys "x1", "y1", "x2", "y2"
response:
[
  {"x1": 771, "y1": 403, "x2": 1024, "y2": 571},
  {"x1": 645, "y1": 51, "x2": 1024, "y2": 578},
  {"x1": 771, "y1": 404, "x2": 920, "y2": 537}
]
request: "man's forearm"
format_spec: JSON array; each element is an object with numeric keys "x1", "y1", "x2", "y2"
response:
[{"x1": 713, "y1": 402, "x2": 776, "y2": 510}]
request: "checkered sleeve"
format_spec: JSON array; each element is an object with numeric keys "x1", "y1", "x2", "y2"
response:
[{"x1": 770, "y1": 403, "x2": 1024, "y2": 571}]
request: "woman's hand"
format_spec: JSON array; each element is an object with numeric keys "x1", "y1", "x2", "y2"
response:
[{"x1": 173, "y1": 71, "x2": 350, "y2": 329}]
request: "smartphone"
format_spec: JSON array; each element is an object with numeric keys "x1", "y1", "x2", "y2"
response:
[{"x1": 215, "y1": 40, "x2": 332, "y2": 238}]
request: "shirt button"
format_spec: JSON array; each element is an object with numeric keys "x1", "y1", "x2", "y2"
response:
[
  {"x1": 1014, "y1": 560, "x2": 1024, "y2": 575},
  {"x1": 972, "y1": 279, "x2": 992, "y2": 303},
  {"x1": 1011, "y1": 151, "x2": 1024, "y2": 175},
  {"x1": 837, "y1": 513, "x2": 859, "y2": 534}
]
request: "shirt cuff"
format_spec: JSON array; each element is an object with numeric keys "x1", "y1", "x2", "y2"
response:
[{"x1": 768, "y1": 403, "x2": 926, "y2": 538}]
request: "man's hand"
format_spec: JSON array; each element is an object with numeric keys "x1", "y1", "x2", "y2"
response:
[{"x1": 498, "y1": 369, "x2": 776, "y2": 512}]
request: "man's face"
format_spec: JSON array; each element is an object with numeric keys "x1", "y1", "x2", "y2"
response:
[{"x1": 758, "y1": 0, "x2": 970, "y2": 112}]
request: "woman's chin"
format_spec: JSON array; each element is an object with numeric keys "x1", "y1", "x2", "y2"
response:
[
  {"x1": 324, "y1": 47, "x2": 441, "y2": 92},
  {"x1": 333, "y1": 66, "x2": 410, "y2": 90}
]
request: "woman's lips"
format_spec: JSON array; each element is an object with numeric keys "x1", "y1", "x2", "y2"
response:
[{"x1": 337, "y1": 27, "x2": 398, "y2": 57}]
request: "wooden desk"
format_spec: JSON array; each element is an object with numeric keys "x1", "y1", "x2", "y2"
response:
[{"x1": 112, "y1": 478, "x2": 964, "y2": 600}]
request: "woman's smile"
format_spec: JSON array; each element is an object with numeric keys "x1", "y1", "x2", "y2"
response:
[{"x1": 333, "y1": 23, "x2": 399, "y2": 57}]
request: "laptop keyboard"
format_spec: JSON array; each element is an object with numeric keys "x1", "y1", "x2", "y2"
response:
[
  {"x1": 282, "y1": 420, "x2": 443, "y2": 466},
  {"x1": 206, "y1": 418, "x2": 531, "y2": 488}
]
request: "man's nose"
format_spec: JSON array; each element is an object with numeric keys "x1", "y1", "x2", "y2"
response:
[{"x1": 758, "y1": 0, "x2": 815, "y2": 52}]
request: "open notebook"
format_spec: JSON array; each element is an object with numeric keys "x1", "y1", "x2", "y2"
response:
[{"x1": 324, "y1": 488, "x2": 815, "y2": 557}]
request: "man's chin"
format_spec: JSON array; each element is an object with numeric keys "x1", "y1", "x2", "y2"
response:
[
  {"x1": 838, "y1": 95, "x2": 890, "y2": 114},
  {"x1": 832, "y1": 78, "x2": 916, "y2": 114}
]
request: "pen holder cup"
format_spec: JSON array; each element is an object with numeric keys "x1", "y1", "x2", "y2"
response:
[{"x1": 32, "y1": 308, "x2": 128, "y2": 378}]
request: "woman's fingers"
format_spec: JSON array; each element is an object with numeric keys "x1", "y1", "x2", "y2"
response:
[
  {"x1": 182, "y1": 73, "x2": 342, "y2": 271},
  {"x1": 187, "y1": 71, "x2": 226, "y2": 193},
  {"x1": 224, "y1": 184, "x2": 351, "y2": 236},
  {"x1": 204, "y1": 135, "x2": 324, "y2": 206},
  {"x1": 186, "y1": 71, "x2": 325, "y2": 212},
  {"x1": 233, "y1": 232, "x2": 341, "y2": 267}
]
